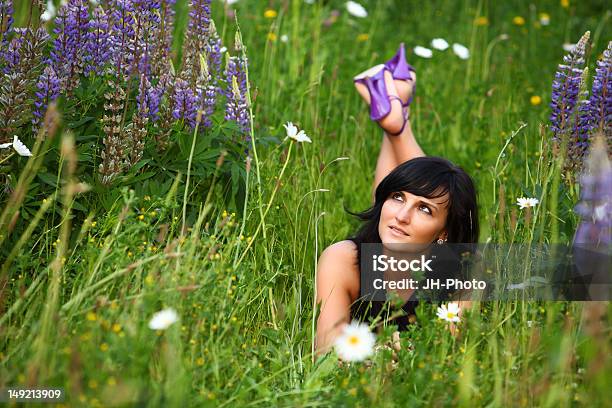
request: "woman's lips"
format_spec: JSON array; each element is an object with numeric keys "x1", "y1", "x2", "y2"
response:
[{"x1": 389, "y1": 225, "x2": 409, "y2": 236}]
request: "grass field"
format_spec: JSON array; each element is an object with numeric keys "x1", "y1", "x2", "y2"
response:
[{"x1": 1, "y1": 0, "x2": 610, "y2": 406}]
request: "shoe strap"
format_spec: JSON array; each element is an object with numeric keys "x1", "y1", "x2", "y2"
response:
[{"x1": 384, "y1": 96, "x2": 409, "y2": 136}]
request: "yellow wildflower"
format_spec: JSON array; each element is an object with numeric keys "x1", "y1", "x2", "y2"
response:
[
  {"x1": 138, "y1": 214, "x2": 144, "y2": 221},
  {"x1": 474, "y1": 16, "x2": 489, "y2": 26},
  {"x1": 196, "y1": 357, "x2": 205, "y2": 366},
  {"x1": 530, "y1": 95, "x2": 542, "y2": 105},
  {"x1": 267, "y1": 32, "x2": 277, "y2": 41},
  {"x1": 512, "y1": 16, "x2": 525, "y2": 26},
  {"x1": 112, "y1": 323, "x2": 122, "y2": 333},
  {"x1": 100, "y1": 343, "x2": 109, "y2": 352},
  {"x1": 561, "y1": 0, "x2": 569, "y2": 8},
  {"x1": 356, "y1": 33, "x2": 369, "y2": 42},
  {"x1": 264, "y1": 9, "x2": 277, "y2": 19},
  {"x1": 86, "y1": 311, "x2": 97, "y2": 321}
]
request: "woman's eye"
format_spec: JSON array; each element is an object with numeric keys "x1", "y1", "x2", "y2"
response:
[
  {"x1": 392, "y1": 193, "x2": 403, "y2": 201},
  {"x1": 419, "y1": 205, "x2": 432, "y2": 215}
]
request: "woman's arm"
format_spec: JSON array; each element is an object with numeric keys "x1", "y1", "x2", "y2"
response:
[{"x1": 315, "y1": 241, "x2": 360, "y2": 357}]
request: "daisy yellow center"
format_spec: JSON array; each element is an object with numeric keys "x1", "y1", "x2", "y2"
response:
[
  {"x1": 447, "y1": 312, "x2": 455, "y2": 319},
  {"x1": 348, "y1": 336, "x2": 360, "y2": 345}
]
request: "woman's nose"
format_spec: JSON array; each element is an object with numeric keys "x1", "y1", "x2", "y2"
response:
[{"x1": 395, "y1": 205, "x2": 412, "y2": 224}]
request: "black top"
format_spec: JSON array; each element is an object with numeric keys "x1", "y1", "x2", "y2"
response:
[
  {"x1": 349, "y1": 291, "x2": 421, "y2": 331},
  {"x1": 348, "y1": 240, "x2": 468, "y2": 331}
]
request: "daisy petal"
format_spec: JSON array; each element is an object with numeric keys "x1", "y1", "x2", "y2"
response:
[
  {"x1": 452, "y1": 43, "x2": 470, "y2": 60},
  {"x1": 12, "y1": 136, "x2": 32, "y2": 157},
  {"x1": 431, "y1": 38, "x2": 449, "y2": 51},
  {"x1": 345, "y1": 1, "x2": 368, "y2": 18},
  {"x1": 413, "y1": 46, "x2": 433, "y2": 58}
]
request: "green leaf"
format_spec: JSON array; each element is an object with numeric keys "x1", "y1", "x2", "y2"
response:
[
  {"x1": 37, "y1": 172, "x2": 58, "y2": 187},
  {"x1": 67, "y1": 116, "x2": 95, "y2": 129}
]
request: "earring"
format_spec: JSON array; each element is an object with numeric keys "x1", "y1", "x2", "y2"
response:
[{"x1": 436, "y1": 238, "x2": 446, "y2": 245}]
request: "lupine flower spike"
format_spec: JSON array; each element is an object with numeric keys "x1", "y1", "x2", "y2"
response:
[
  {"x1": 588, "y1": 42, "x2": 611, "y2": 146},
  {"x1": 573, "y1": 134, "x2": 612, "y2": 245},
  {"x1": 550, "y1": 32, "x2": 590, "y2": 138}
]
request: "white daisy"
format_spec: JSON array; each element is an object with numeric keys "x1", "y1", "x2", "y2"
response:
[
  {"x1": 148, "y1": 308, "x2": 179, "y2": 330},
  {"x1": 345, "y1": 1, "x2": 367, "y2": 18},
  {"x1": 0, "y1": 136, "x2": 32, "y2": 157},
  {"x1": 431, "y1": 38, "x2": 449, "y2": 51},
  {"x1": 413, "y1": 46, "x2": 433, "y2": 58},
  {"x1": 452, "y1": 43, "x2": 470, "y2": 60},
  {"x1": 283, "y1": 122, "x2": 311, "y2": 143},
  {"x1": 334, "y1": 321, "x2": 376, "y2": 362},
  {"x1": 516, "y1": 197, "x2": 539, "y2": 209},
  {"x1": 280, "y1": 34, "x2": 288, "y2": 43},
  {"x1": 436, "y1": 302, "x2": 461, "y2": 323}
]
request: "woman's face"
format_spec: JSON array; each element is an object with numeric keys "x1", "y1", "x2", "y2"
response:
[{"x1": 378, "y1": 191, "x2": 449, "y2": 248}]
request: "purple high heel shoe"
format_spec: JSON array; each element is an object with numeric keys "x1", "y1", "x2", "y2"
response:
[
  {"x1": 384, "y1": 43, "x2": 416, "y2": 108},
  {"x1": 353, "y1": 64, "x2": 408, "y2": 136}
]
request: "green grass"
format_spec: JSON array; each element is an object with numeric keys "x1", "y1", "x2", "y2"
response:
[{"x1": 1, "y1": 0, "x2": 611, "y2": 406}]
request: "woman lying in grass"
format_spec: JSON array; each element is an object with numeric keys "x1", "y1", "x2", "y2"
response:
[{"x1": 315, "y1": 44, "x2": 479, "y2": 356}]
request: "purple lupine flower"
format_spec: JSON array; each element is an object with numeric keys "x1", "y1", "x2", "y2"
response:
[
  {"x1": 224, "y1": 54, "x2": 250, "y2": 135},
  {"x1": 151, "y1": 0, "x2": 176, "y2": 77},
  {"x1": 0, "y1": 0, "x2": 13, "y2": 73},
  {"x1": 194, "y1": 58, "x2": 215, "y2": 128},
  {"x1": 136, "y1": 72, "x2": 152, "y2": 113},
  {"x1": 567, "y1": 67, "x2": 591, "y2": 166},
  {"x1": 1, "y1": 30, "x2": 23, "y2": 73},
  {"x1": 550, "y1": 31, "x2": 590, "y2": 138},
  {"x1": 187, "y1": 0, "x2": 211, "y2": 47},
  {"x1": 206, "y1": 19, "x2": 222, "y2": 81},
  {"x1": 147, "y1": 82, "x2": 164, "y2": 122},
  {"x1": 32, "y1": 65, "x2": 61, "y2": 131},
  {"x1": 181, "y1": 0, "x2": 212, "y2": 85},
  {"x1": 588, "y1": 41, "x2": 611, "y2": 136},
  {"x1": 85, "y1": 6, "x2": 111, "y2": 76},
  {"x1": 50, "y1": 0, "x2": 90, "y2": 91},
  {"x1": 172, "y1": 78, "x2": 198, "y2": 128},
  {"x1": 573, "y1": 135, "x2": 612, "y2": 245},
  {"x1": 129, "y1": 0, "x2": 162, "y2": 76},
  {"x1": 108, "y1": 0, "x2": 136, "y2": 78}
]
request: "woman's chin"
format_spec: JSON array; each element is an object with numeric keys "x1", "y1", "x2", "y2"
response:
[{"x1": 381, "y1": 233, "x2": 432, "y2": 252}]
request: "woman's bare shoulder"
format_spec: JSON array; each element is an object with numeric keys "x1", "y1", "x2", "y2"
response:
[
  {"x1": 318, "y1": 240, "x2": 359, "y2": 298},
  {"x1": 319, "y1": 240, "x2": 358, "y2": 262}
]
